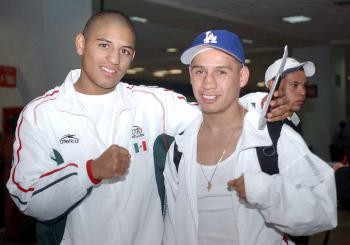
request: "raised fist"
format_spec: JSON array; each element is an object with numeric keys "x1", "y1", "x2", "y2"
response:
[{"x1": 90, "y1": 145, "x2": 131, "y2": 180}]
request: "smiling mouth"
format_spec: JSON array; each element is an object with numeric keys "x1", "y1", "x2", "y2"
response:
[
  {"x1": 101, "y1": 66, "x2": 116, "y2": 74},
  {"x1": 202, "y1": 94, "x2": 217, "y2": 100}
]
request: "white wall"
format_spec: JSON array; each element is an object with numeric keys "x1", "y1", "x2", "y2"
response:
[
  {"x1": 295, "y1": 46, "x2": 346, "y2": 161},
  {"x1": 0, "y1": 0, "x2": 91, "y2": 133}
]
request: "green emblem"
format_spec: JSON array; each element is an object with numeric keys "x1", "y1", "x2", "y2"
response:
[{"x1": 51, "y1": 149, "x2": 64, "y2": 165}]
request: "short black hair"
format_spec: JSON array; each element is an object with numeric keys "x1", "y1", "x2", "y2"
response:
[{"x1": 82, "y1": 10, "x2": 136, "y2": 42}]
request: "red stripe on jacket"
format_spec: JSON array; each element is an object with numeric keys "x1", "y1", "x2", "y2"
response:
[{"x1": 11, "y1": 89, "x2": 77, "y2": 193}]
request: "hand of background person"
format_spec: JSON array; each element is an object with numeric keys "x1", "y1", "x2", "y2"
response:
[
  {"x1": 90, "y1": 145, "x2": 131, "y2": 180},
  {"x1": 266, "y1": 90, "x2": 291, "y2": 122},
  {"x1": 227, "y1": 175, "x2": 246, "y2": 201}
]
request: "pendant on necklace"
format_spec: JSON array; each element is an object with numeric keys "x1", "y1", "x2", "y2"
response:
[{"x1": 207, "y1": 181, "x2": 212, "y2": 191}]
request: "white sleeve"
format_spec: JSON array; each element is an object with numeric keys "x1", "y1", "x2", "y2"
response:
[
  {"x1": 239, "y1": 92, "x2": 267, "y2": 110},
  {"x1": 244, "y1": 126, "x2": 337, "y2": 236},
  {"x1": 163, "y1": 142, "x2": 179, "y2": 245},
  {"x1": 6, "y1": 109, "x2": 93, "y2": 221},
  {"x1": 152, "y1": 87, "x2": 199, "y2": 136}
]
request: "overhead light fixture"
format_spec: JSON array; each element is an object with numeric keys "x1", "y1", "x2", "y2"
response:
[
  {"x1": 245, "y1": 59, "x2": 251, "y2": 64},
  {"x1": 127, "y1": 67, "x2": 145, "y2": 75},
  {"x1": 166, "y1": 48, "x2": 179, "y2": 53},
  {"x1": 169, "y1": 69, "x2": 182, "y2": 74},
  {"x1": 126, "y1": 69, "x2": 137, "y2": 75},
  {"x1": 130, "y1": 16, "x2": 148, "y2": 23},
  {"x1": 153, "y1": 69, "x2": 183, "y2": 77},
  {"x1": 153, "y1": 70, "x2": 168, "y2": 78},
  {"x1": 133, "y1": 67, "x2": 145, "y2": 72},
  {"x1": 282, "y1": 15, "x2": 311, "y2": 24},
  {"x1": 242, "y1": 38, "x2": 254, "y2": 44},
  {"x1": 257, "y1": 81, "x2": 265, "y2": 88}
]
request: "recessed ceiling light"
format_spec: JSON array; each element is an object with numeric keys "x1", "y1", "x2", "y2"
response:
[
  {"x1": 127, "y1": 67, "x2": 145, "y2": 75},
  {"x1": 126, "y1": 69, "x2": 137, "y2": 75},
  {"x1": 130, "y1": 16, "x2": 148, "y2": 23},
  {"x1": 166, "y1": 48, "x2": 179, "y2": 53},
  {"x1": 242, "y1": 38, "x2": 254, "y2": 44},
  {"x1": 133, "y1": 67, "x2": 145, "y2": 72},
  {"x1": 257, "y1": 81, "x2": 266, "y2": 88},
  {"x1": 282, "y1": 15, "x2": 311, "y2": 24},
  {"x1": 153, "y1": 70, "x2": 168, "y2": 77},
  {"x1": 169, "y1": 69, "x2": 182, "y2": 74}
]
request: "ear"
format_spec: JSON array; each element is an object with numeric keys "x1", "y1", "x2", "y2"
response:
[
  {"x1": 239, "y1": 66, "x2": 249, "y2": 88},
  {"x1": 75, "y1": 33, "x2": 85, "y2": 56}
]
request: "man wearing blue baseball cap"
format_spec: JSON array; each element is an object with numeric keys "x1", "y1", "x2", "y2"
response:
[{"x1": 163, "y1": 29, "x2": 337, "y2": 245}]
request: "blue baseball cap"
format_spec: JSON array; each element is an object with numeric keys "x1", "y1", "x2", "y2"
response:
[{"x1": 181, "y1": 29, "x2": 245, "y2": 65}]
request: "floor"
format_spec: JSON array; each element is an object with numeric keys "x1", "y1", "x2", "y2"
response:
[{"x1": 0, "y1": 210, "x2": 349, "y2": 244}]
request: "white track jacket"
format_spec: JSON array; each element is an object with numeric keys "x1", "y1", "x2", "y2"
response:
[
  {"x1": 7, "y1": 69, "x2": 199, "y2": 245},
  {"x1": 163, "y1": 106, "x2": 337, "y2": 245}
]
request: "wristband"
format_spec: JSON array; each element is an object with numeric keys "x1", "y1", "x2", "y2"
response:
[{"x1": 86, "y1": 159, "x2": 101, "y2": 184}]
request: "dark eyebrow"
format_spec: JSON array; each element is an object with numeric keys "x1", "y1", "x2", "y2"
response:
[
  {"x1": 216, "y1": 66, "x2": 232, "y2": 70},
  {"x1": 190, "y1": 65, "x2": 203, "y2": 69},
  {"x1": 122, "y1": 45, "x2": 135, "y2": 51},
  {"x1": 96, "y1": 38, "x2": 135, "y2": 51},
  {"x1": 190, "y1": 65, "x2": 232, "y2": 70},
  {"x1": 96, "y1": 38, "x2": 112, "y2": 43}
]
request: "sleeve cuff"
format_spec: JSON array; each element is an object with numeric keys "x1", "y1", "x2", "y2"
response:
[
  {"x1": 86, "y1": 159, "x2": 102, "y2": 185},
  {"x1": 244, "y1": 172, "x2": 272, "y2": 209}
]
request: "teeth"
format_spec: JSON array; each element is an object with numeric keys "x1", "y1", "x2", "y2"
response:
[
  {"x1": 102, "y1": 67, "x2": 115, "y2": 73},
  {"x1": 202, "y1": 95, "x2": 216, "y2": 100}
]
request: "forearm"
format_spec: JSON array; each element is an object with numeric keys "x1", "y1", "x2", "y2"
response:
[
  {"x1": 245, "y1": 169, "x2": 337, "y2": 235},
  {"x1": 7, "y1": 160, "x2": 93, "y2": 221}
]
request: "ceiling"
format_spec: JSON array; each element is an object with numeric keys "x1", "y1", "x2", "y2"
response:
[{"x1": 100, "y1": 0, "x2": 350, "y2": 94}]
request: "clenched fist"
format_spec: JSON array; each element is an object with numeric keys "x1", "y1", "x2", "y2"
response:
[
  {"x1": 90, "y1": 145, "x2": 131, "y2": 180},
  {"x1": 227, "y1": 175, "x2": 246, "y2": 200}
]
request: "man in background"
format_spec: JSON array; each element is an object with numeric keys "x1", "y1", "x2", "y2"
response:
[{"x1": 265, "y1": 57, "x2": 315, "y2": 135}]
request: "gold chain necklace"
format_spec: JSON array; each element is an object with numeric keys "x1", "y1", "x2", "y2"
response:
[
  {"x1": 198, "y1": 126, "x2": 235, "y2": 192},
  {"x1": 198, "y1": 108, "x2": 245, "y2": 192},
  {"x1": 199, "y1": 148, "x2": 228, "y2": 191}
]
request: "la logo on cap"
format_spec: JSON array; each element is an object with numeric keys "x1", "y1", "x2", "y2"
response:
[{"x1": 203, "y1": 31, "x2": 217, "y2": 44}]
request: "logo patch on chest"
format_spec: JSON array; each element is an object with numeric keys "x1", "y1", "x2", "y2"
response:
[
  {"x1": 131, "y1": 126, "x2": 148, "y2": 153},
  {"x1": 132, "y1": 126, "x2": 144, "y2": 138},
  {"x1": 59, "y1": 134, "x2": 79, "y2": 144}
]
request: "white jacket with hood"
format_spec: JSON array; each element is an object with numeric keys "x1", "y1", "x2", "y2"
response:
[
  {"x1": 7, "y1": 69, "x2": 198, "y2": 245},
  {"x1": 163, "y1": 105, "x2": 337, "y2": 245}
]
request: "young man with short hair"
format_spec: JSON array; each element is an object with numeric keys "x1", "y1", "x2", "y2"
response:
[{"x1": 163, "y1": 30, "x2": 337, "y2": 245}]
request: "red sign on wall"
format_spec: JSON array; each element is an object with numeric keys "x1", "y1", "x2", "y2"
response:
[{"x1": 0, "y1": 66, "x2": 17, "y2": 87}]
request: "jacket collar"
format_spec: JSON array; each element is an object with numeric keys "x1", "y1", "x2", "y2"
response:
[
  {"x1": 55, "y1": 69, "x2": 138, "y2": 114},
  {"x1": 174, "y1": 104, "x2": 274, "y2": 229},
  {"x1": 176, "y1": 104, "x2": 273, "y2": 155}
]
